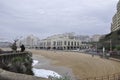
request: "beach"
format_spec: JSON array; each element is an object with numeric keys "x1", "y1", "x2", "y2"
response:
[
  {"x1": 32, "y1": 51, "x2": 76, "y2": 80},
  {"x1": 29, "y1": 49, "x2": 120, "y2": 79}
]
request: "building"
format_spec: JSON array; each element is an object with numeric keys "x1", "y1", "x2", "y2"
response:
[
  {"x1": 0, "y1": 42, "x2": 12, "y2": 48},
  {"x1": 91, "y1": 35, "x2": 102, "y2": 42},
  {"x1": 111, "y1": 13, "x2": 118, "y2": 32},
  {"x1": 39, "y1": 33, "x2": 89, "y2": 50},
  {"x1": 17, "y1": 35, "x2": 40, "y2": 48},
  {"x1": 111, "y1": 0, "x2": 120, "y2": 32}
]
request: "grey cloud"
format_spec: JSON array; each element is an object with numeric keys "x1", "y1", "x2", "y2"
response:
[{"x1": 0, "y1": 0, "x2": 119, "y2": 41}]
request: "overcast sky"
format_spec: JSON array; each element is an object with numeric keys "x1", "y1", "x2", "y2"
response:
[{"x1": 0, "y1": 0, "x2": 119, "y2": 41}]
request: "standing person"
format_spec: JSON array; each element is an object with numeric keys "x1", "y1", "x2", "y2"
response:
[
  {"x1": 20, "y1": 44, "x2": 25, "y2": 52},
  {"x1": 92, "y1": 53, "x2": 94, "y2": 57}
]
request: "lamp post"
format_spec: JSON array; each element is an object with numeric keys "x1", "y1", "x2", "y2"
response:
[
  {"x1": 96, "y1": 42, "x2": 98, "y2": 53},
  {"x1": 110, "y1": 39, "x2": 112, "y2": 51}
]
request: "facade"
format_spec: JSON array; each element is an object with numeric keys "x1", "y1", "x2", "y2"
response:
[
  {"x1": 111, "y1": 0, "x2": 120, "y2": 32},
  {"x1": 111, "y1": 13, "x2": 118, "y2": 32},
  {"x1": 39, "y1": 33, "x2": 89, "y2": 50}
]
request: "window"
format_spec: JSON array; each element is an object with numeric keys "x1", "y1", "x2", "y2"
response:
[
  {"x1": 68, "y1": 41, "x2": 70, "y2": 46},
  {"x1": 71, "y1": 42, "x2": 73, "y2": 46},
  {"x1": 64, "y1": 41, "x2": 67, "y2": 45},
  {"x1": 53, "y1": 41, "x2": 56, "y2": 46},
  {"x1": 74, "y1": 42, "x2": 76, "y2": 46},
  {"x1": 77, "y1": 42, "x2": 79, "y2": 46}
]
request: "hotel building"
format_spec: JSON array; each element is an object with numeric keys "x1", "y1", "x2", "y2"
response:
[{"x1": 111, "y1": 0, "x2": 120, "y2": 32}]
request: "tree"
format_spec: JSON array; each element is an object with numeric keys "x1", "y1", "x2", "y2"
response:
[{"x1": 11, "y1": 39, "x2": 18, "y2": 52}]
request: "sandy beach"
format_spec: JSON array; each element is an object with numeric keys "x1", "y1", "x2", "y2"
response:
[
  {"x1": 28, "y1": 49, "x2": 120, "y2": 79},
  {"x1": 32, "y1": 51, "x2": 76, "y2": 80}
]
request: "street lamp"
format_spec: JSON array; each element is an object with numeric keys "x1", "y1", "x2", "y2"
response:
[
  {"x1": 110, "y1": 39, "x2": 112, "y2": 51},
  {"x1": 103, "y1": 47, "x2": 105, "y2": 58}
]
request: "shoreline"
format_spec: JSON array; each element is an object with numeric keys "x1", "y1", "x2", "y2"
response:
[
  {"x1": 32, "y1": 53, "x2": 76, "y2": 80},
  {"x1": 30, "y1": 49, "x2": 120, "y2": 79}
]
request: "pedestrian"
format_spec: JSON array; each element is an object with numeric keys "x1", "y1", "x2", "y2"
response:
[
  {"x1": 20, "y1": 44, "x2": 25, "y2": 52},
  {"x1": 92, "y1": 53, "x2": 94, "y2": 57}
]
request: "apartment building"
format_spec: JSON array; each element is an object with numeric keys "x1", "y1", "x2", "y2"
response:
[{"x1": 111, "y1": 0, "x2": 120, "y2": 32}]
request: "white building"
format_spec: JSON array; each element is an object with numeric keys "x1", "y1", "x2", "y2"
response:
[
  {"x1": 91, "y1": 35, "x2": 102, "y2": 42},
  {"x1": 111, "y1": 0, "x2": 120, "y2": 32},
  {"x1": 39, "y1": 33, "x2": 89, "y2": 50},
  {"x1": 17, "y1": 35, "x2": 40, "y2": 48}
]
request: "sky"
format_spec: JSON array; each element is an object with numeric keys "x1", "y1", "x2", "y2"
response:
[{"x1": 0, "y1": 0, "x2": 119, "y2": 41}]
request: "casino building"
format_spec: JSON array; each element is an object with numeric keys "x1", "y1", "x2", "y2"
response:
[{"x1": 39, "y1": 33, "x2": 89, "y2": 50}]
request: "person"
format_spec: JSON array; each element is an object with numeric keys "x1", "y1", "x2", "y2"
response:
[
  {"x1": 92, "y1": 53, "x2": 94, "y2": 57},
  {"x1": 20, "y1": 44, "x2": 25, "y2": 52}
]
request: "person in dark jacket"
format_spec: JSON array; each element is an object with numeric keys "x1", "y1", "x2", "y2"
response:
[{"x1": 20, "y1": 44, "x2": 25, "y2": 52}]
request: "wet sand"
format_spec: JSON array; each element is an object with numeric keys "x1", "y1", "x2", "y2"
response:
[{"x1": 32, "y1": 53, "x2": 76, "y2": 80}]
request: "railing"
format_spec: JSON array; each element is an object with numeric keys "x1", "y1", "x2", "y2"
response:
[{"x1": 81, "y1": 73, "x2": 120, "y2": 80}]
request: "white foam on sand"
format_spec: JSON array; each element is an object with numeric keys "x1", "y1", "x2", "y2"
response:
[
  {"x1": 32, "y1": 60, "x2": 61, "y2": 78},
  {"x1": 32, "y1": 60, "x2": 39, "y2": 66},
  {"x1": 32, "y1": 68, "x2": 61, "y2": 78}
]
